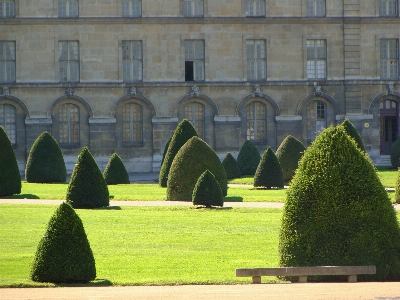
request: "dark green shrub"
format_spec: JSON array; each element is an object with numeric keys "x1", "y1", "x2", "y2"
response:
[
  {"x1": 66, "y1": 147, "x2": 109, "y2": 208},
  {"x1": 167, "y1": 136, "x2": 227, "y2": 201},
  {"x1": 276, "y1": 135, "x2": 306, "y2": 183},
  {"x1": 0, "y1": 126, "x2": 21, "y2": 197},
  {"x1": 103, "y1": 153, "x2": 130, "y2": 185},
  {"x1": 30, "y1": 202, "x2": 96, "y2": 283},
  {"x1": 395, "y1": 168, "x2": 400, "y2": 204},
  {"x1": 160, "y1": 137, "x2": 171, "y2": 170},
  {"x1": 237, "y1": 140, "x2": 261, "y2": 176},
  {"x1": 222, "y1": 152, "x2": 241, "y2": 179},
  {"x1": 254, "y1": 147, "x2": 284, "y2": 189},
  {"x1": 391, "y1": 138, "x2": 400, "y2": 168},
  {"x1": 192, "y1": 170, "x2": 224, "y2": 208},
  {"x1": 279, "y1": 126, "x2": 400, "y2": 281},
  {"x1": 159, "y1": 120, "x2": 198, "y2": 187},
  {"x1": 25, "y1": 131, "x2": 67, "y2": 183},
  {"x1": 340, "y1": 119, "x2": 365, "y2": 152}
]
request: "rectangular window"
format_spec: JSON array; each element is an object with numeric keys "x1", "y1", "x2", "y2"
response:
[
  {"x1": 307, "y1": 39, "x2": 326, "y2": 79},
  {"x1": 59, "y1": 103, "x2": 79, "y2": 144},
  {"x1": 185, "y1": 40, "x2": 204, "y2": 81},
  {"x1": 380, "y1": 39, "x2": 399, "y2": 79},
  {"x1": 0, "y1": 104, "x2": 16, "y2": 145},
  {"x1": 123, "y1": 103, "x2": 143, "y2": 144},
  {"x1": 246, "y1": 40, "x2": 266, "y2": 81},
  {"x1": 0, "y1": 1, "x2": 15, "y2": 17},
  {"x1": 379, "y1": 0, "x2": 398, "y2": 16},
  {"x1": 58, "y1": 0, "x2": 78, "y2": 17},
  {"x1": 306, "y1": 0, "x2": 325, "y2": 16},
  {"x1": 122, "y1": 40, "x2": 143, "y2": 82},
  {"x1": 122, "y1": 1, "x2": 141, "y2": 17},
  {"x1": 246, "y1": 0, "x2": 265, "y2": 16},
  {"x1": 184, "y1": 0, "x2": 203, "y2": 16},
  {"x1": 59, "y1": 41, "x2": 79, "y2": 82},
  {"x1": 0, "y1": 41, "x2": 15, "y2": 83}
]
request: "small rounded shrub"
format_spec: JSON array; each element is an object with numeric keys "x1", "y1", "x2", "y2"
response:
[
  {"x1": 254, "y1": 147, "x2": 284, "y2": 189},
  {"x1": 279, "y1": 126, "x2": 400, "y2": 281},
  {"x1": 167, "y1": 136, "x2": 227, "y2": 201},
  {"x1": 391, "y1": 138, "x2": 400, "y2": 168},
  {"x1": 0, "y1": 126, "x2": 21, "y2": 197},
  {"x1": 66, "y1": 147, "x2": 109, "y2": 208},
  {"x1": 340, "y1": 119, "x2": 365, "y2": 152},
  {"x1": 276, "y1": 135, "x2": 306, "y2": 183},
  {"x1": 222, "y1": 152, "x2": 241, "y2": 179},
  {"x1": 159, "y1": 120, "x2": 198, "y2": 187},
  {"x1": 25, "y1": 131, "x2": 67, "y2": 183},
  {"x1": 103, "y1": 153, "x2": 130, "y2": 185},
  {"x1": 237, "y1": 140, "x2": 261, "y2": 176},
  {"x1": 31, "y1": 202, "x2": 96, "y2": 283},
  {"x1": 192, "y1": 170, "x2": 224, "y2": 208}
]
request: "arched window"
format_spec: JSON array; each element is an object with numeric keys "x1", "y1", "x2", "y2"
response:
[
  {"x1": 184, "y1": 102, "x2": 204, "y2": 139},
  {"x1": 246, "y1": 101, "x2": 266, "y2": 141},
  {"x1": 59, "y1": 103, "x2": 79, "y2": 145},
  {"x1": 122, "y1": 102, "x2": 143, "y2": 144},
  {"x1": 0, "y1": 103, "x2": 16, "y2": 144},
  {"x1": 307, "y1": 100, "x2": 326, "y2": 141}
]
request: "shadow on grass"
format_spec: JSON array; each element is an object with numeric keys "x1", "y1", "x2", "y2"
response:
[
  {"x1": 224, "y1": 196, "x2": 243, "y2": 202},
  {"x1": 95, "y1": 206, "x2": 122, "y2": 210},
  {"x1": 195, "y1": 206, "x2": 233, "y2": 210},
  {"x1": 109, "y1": 195, "x2": 115, "y2": 199},
  {"x1": 55, "y1": 279, "x2": 113, "y2": 287},
  {"x1": 0, "y1": 194, "x2": 40, "y2": 199}
]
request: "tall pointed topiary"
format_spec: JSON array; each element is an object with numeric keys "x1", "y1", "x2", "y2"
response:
[
  {"x1": 31, "y1": 202, "x2": 96, "y2": 283},
  {"x1": 276, "y1": 135, "x2": 306, "y2": 183},
  {"x1": 390, "y1": 138, "x2": 400, "y2": 168},
  {"x1": 222, "y1": 152, "x2": 241, "y2": 179},
  {"x1": 395, "y1": 168, "x2": 400, "y2": 204},
  {"x1": 0, "y1": 126, "x2": 21, "y2": 197},
  {"x1": 192, "y1": 170, "x2": 224, "y2": 208},
  {"x1": 340, "y1": 119, "x2": 365, "y2": 152},
  {"x1": 103, "y1": 153, "x2": 130, "y2": 185},
  {"x1": 237, "y1": 140, "x2": 261, "y2": 176},
  {"x1": 66, "y1": 147, "x2": 109, "y2": 208},
  {"x1": 159, "y1": 120, "x2": 198, "y2": 187},
  {"x1": 167, "y1": 136, "x2": 227, "y2": 201},
  {"x1": 254, "y1": 147, "x2": 284, "y2": 189},
  {"x1": 25, "y1": 131, "x2": 67, "y2": 183},
  {"x1": 279, "y1": 126, "x2": 400, "y2": 281}
]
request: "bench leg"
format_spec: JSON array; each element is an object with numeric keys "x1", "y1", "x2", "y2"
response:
[
  {"x1": 252, "y1": 276, "x2": 261, "y2": 284},
  {"x1": 298, "y1": 276, "x2": 308, "y2": 283},
  {"x1": 348, "y1": 275, "x2": 357, "y2": 283}
]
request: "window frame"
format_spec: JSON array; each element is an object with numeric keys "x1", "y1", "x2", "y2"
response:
[
  {"x1": 0, "y1": 41, "x2": 16, "y2": 83},
  {"x1": 306, "y1": 39, "x2": 327, "y2": 80},
  {"x1": 121, "y1": 0, "x2": 142, "y2": 17},
  {"x1": 246, "y1": 101, "x2": 266, "y2": 142},
  {"x1": 58, "y1": 103, "x2": 80, "y2": 146},
  {"x1": 122, "y1": 40, "x2": 143, "y2": 82},
  {"x1": 306, "y1": 0, "x2": 326, "y2": 17},
  {"x1": 0, "y1": 0, "x2": 15, "y2": 18},
  {"x1": 183, "y1": 0, "x2": 204, "y2": 17},
  {"x1": 122, "y1": 102, "x2": 143, "y2": 145},
  {"x1": 0, "y1": 103, "x2": 16, "y2": 145},
  {"x1": 58, "y1": 41, "x2": 80, "y2": 83},
  {"x1": 245, "y1": 0, "x2": 265, "y2": 17},
  {"x1": 58, "y1": 0, "x2": 78, "y2": 18},
  {"x1": 246, "y1": 39, "x2": 266, "y2": 81},
  {"x1": 184, "y1": 40, "x2": 205, "y2": 82},
  {"x1": 379, "y1": 0, "x2": 398, "y2": 16},
  {"x1": 380, "y1": 38, "x2": 399, "y2": 79},
  {"x1": 184, "y1": 101, "x2": 205, "y2": 139}
]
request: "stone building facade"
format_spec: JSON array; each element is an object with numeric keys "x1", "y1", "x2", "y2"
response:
[{"x1": 1, "y1": 0, "x2": 399, "y2": 173}]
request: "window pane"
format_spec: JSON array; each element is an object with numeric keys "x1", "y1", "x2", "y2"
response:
[
  {"x1": 59, "y1": 42, "x2": 68, "y2": 60},
  {"x1": 132, "y1": 1, "x2": 141, "y2": 16},
  {"x1": 69, "y1": 1, "x2": 78, "y2": 17},
  {"x1": 58, "y1": 1, "x2": 67, "y2": 16},
  {"x1": 194, "y1": 41, "x2": 204, "y2": 59},
  {"x1": 185, "y1": 41, "x2": 193, "y2": 59},
  {"x1": 194, "y1": 1, "x2": 203, "y2": 16},
  {"x1": 194, "y1": 61, "x2": 204, "y2": 80},
  {"x1": 5, "y1": 1, "x2": 14, "y2": 17},
  {"x1": 69, "y1": 61, "x2": 79, "y2": 82},
  {"x1": 132, "y1": 41, "x2": 142, "y2": 59},
  {"x1": 5, "y1": 42, "x2": 15, "y2": 60},
  {"x1": 69, "y1": 42, "x2": 79, "y2": 60},
  {"x1": 122, "y1": 2, "x2": 129, "y2": 16}
]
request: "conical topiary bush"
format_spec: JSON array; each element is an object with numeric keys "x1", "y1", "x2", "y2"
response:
[
  {"x1": 279, "y1": 126, "x2": 400, "y2": 281},
  {"x1": 25, "y1": 131, "x2": 67, "y2": 183},
  {"x1": 222, "y1": 152, "x2": 241, "y2": 179},
  {"x1": 254, "y1": 147, "x2": 284, "y2": 189},
  {"x1": 103, "y1": 153, "x2": 130, "y2": 185},
  {"x1": 159, "y1": 120, "x2": 198, "y2": 187},
  {"x1": 340, "y1": 119, "x2": 365, "y2": 152},
  {"x1": 66, "y1": 147, "x2": 109, "y2": 208},
  {"x1": 391, "y1": 138, "x2": 400, "y2": 168},
  {"x1": 237, "y1": 140, "x2": 261, "y2": 176},
  {"x1": 192, "y1": 170, "x2": 224, "y2": 208},
  {"x1": 167, "y1": 136, "x2": 227, "y2": 201},
  {"x1": 395, "y1": 168, "x2": 400, "y2": 204},
  {"x1": 276, "y1": 135, "x2": 306, "y2": 183},
  {"x1": 30, "y1": 202, "x2": 96, "y2": 283},
  {"x1": 0, "y1": 126, "x2": 21, "y2": 197}
]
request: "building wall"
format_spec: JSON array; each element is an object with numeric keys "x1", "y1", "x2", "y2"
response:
[{"x1": 1, "y1": 0, "x2": 400, "y2": 174}]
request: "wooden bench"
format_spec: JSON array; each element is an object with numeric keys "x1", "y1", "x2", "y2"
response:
[{"x1": 236, "y1": 266, "x2": 376, "y2": 283}]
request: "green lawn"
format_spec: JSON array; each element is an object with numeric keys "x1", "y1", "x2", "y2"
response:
[{"x1": 0, "y1": 205, "x2": 281, "y2": 287}]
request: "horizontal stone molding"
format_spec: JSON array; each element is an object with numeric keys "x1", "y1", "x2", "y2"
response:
[
  {"x1": 25, "y1": 117, "x2": 52, "y2": 125},
  {"x1": 152, "y1": 117, "x2": 179, "y2": 124},
  {"x1": 88, "y1": 118, "x2": 116, "y2": 124},
  {"x1": 275, "y1": 115, "x2": 302, "y2": 122},
  {"x1": 335, "y1": 114, "x2": 373, "y2": 121},
  {"x1": 214, "y1": 116, "x2": 241, "y2": 123}
]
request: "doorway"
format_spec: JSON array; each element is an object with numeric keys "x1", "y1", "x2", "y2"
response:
[{"x1": 380, "y1": 100, "x2": 398, "y2": 155}]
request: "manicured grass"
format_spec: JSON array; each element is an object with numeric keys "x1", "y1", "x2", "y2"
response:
[
  {"x1": 376, "y1": 166, "x2": 397, "y2": 188},
  {"x1": 0, "y1": 205, "x2": 281, "y2": 287}
]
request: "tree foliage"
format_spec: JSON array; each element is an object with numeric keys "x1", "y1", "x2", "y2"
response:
[
  {"x1": 237, "y1": 140, "x2": 261, "y2": 176},
  {"x1": 390, "y1": 138, "x2": 400, "y2": 168},
  {"x1": 66, "y1": 147, "x2": 109, "y2": 208},
  {"x1": 167, "y1": 136, "x2": 227, "y2": 201},
  {"x1": 103, "y1": 153, "x2": 130, "y2": 185},
  {"x1": 222, "y1": 152, "x2": 241, "y2": 179},
  {"x1": 25, "y1": 131, "x2": 67, "y2": 183},
  {"x1": 159, "y1": 120, "x2": 198, "y2": 187},
  {"x1": 0, "y1": 126, "x2": 21, "y2": 197},
  {"x1": 276, "y1": 135, "x2": 306, "y2": 183},
  {"x1": 31, "y1": 202, "x2": 96, "y2": 283},
  {"x1": 340, "y1": 119, "x2": 365, "y2": 152},
  {"x1": 279, "y1": 126, "x2": 400, "y2": 281},
  {"x1": 192, "y1": 170, "x2": 224, "y2": 208},
  {"x1": 254, "y1": 147, "x2": 284, "y2": 189}
]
